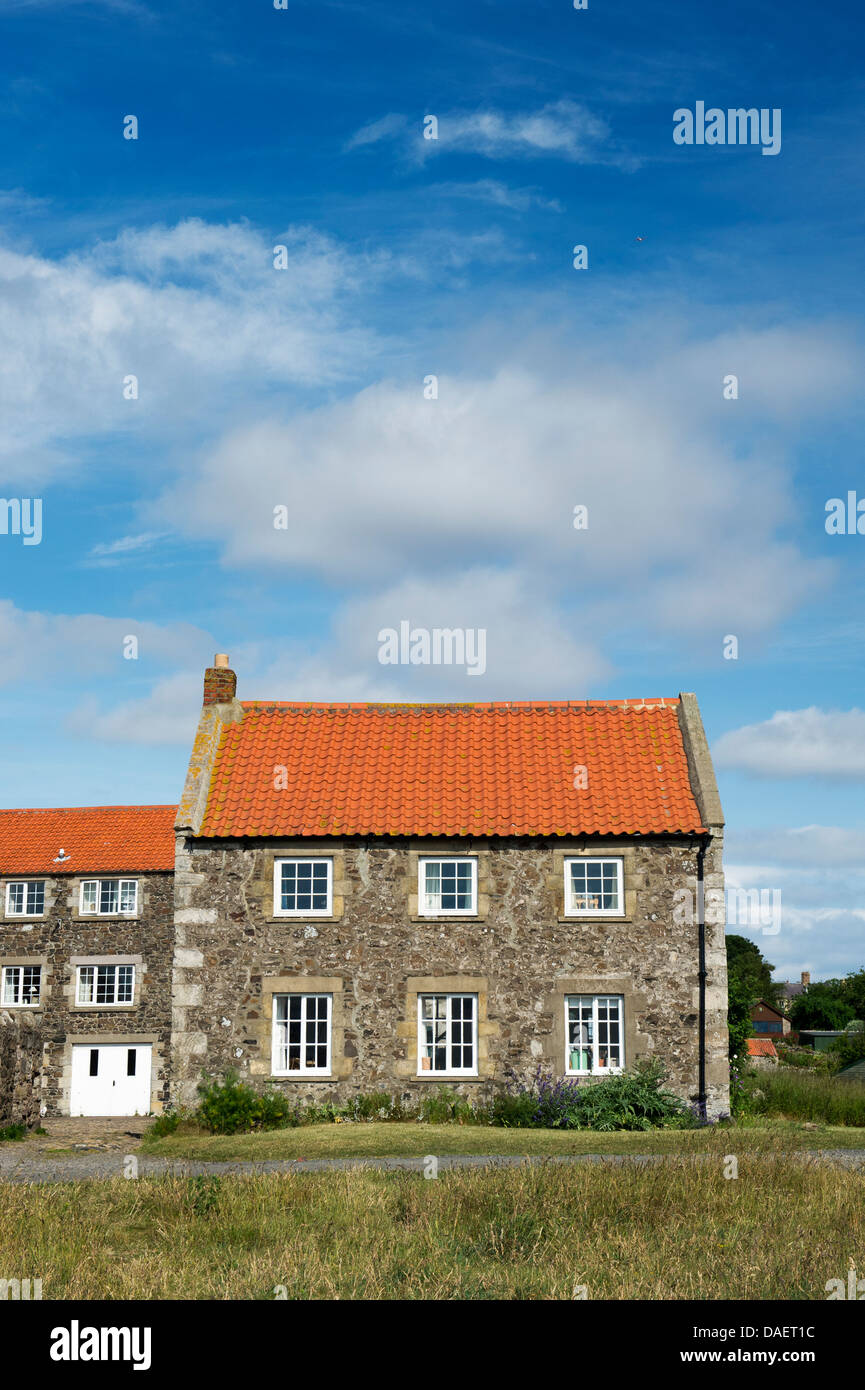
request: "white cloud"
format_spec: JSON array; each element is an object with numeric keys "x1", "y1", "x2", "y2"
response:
[
  {"x1": 158, "y1": 320, "x2": 850, "y2": 645},
  {"x1": 0, "y1": 600, "x2": 211, "y2": 687},
  {"x1": 0, "y1": 220, "x2": 387, "y2": 476},
  {"x1": 714, "y1": 708, "x2": 865, "y2": 778},
  {"x1": 430, "y1": 180, "x2": 562, "y2": 212},
  {"x1": 348, "y1": 100, "x2": 624, "y2": 166}
]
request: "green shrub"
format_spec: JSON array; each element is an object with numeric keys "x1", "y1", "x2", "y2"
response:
[
  {"x1": 494, "y1": 1060, "x2": 696, "y2": 1131},
  {"x1": 347, "y1": 1091, "x2": 395, "y2": 1121},
  {"x1": 196, "y1": 1071, "x2": 295, "y2": 1134},
  {"x1": 418, "y1": 1087, "x2": 478, "y2": 1125},
  {"x1": 488, "y1": 1092, "x2": 538, "y2": 1128},
  {"x1": 149, "y1": 1111, "x2": 181, "y2": 1137},
  {"x1": 0, "y1": 1122, "x2": 27, "y2": 1141}
]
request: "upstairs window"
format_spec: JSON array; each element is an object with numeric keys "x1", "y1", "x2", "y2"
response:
[
  {"x1": 273, "y1": 859, "x2": 333, "y2": 917},
  {"x1": 76, "y1": 964, "x2": 135, "y2": 1007},
  {"x1": 564, "y1": 858, "x2": 623, "y2": 916},
  {"x1": 1, "y1": 965, "x2": 42, "y2": 1007},
  {"x1": 5, "y1": 881, "x2": 45, "y2": 917},
  {"x1": 80, "y1": 879, "x2": 138, "y2": 917},
  {"x1": 419, "y1": 858, "x2": 477, "y2": 916}
]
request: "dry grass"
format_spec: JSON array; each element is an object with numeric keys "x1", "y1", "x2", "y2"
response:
[
  {"x1": 139, "y1": 1116, "x2": 865, "y2": 1161},
  {"x1": 1, "y1": 1145, "x2": 862, "y2": 1300}
]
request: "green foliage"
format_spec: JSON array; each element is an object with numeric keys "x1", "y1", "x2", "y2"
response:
[
  {"x1": 830, "y1": 1022, "x2": 865, "y2": 1071},
  {"x1": 726, "y1": 970, "x2": 756, "y2": 1061},
  {"x1": 726, "y1": 934, "x2": 779, "y2": 1007},
  {"x1": 790, "y1": 982, "x2": 854, "y2": 1032},
  {"x1": 0, "y1": 1122, "x2": 27, "y2": 1141},
  {"x1": 149, "y1": 1111, "x2": 181, "y2": 1137},
  {"x1": 741, "y1": 1065, "x2": 865, "y2": 1126},
  {"x1": 418, "y1": 1087, "x2": 478, "y2": 1125},
  {"x1": 488, "y1": 1092, "x2": 539, "y2": 1128},
  {"x1": 775, "y1": 1042, "x2": 833, "y2": 1072},
  {"x1": 196, "y1": 1070, "x2": 296, "y2": 1134},
  {"x1": 185, "y1": 1175, "x2": 222, "y2": 1216}
]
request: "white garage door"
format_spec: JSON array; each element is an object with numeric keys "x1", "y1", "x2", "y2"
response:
[{"x1": 70, "y1": 1044, "x2": 152, "y2": 1116}]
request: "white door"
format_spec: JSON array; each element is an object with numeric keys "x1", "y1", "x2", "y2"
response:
[{"x1": 70, "y1": 1044, "x2": 152, "y2": 1116}]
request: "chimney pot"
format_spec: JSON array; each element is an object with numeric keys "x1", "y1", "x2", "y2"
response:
[{"x1": 214, "y1": 653, "x2": 230, "y2": 668}]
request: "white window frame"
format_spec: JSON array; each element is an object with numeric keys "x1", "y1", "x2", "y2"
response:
[
  {"x1": 565, "y1": 994, "x2": 625, "y2": 1076},
  {"x1": 1, "y1": 964, "x2": 42, "y2": 1008},
  {"x1": 4, "y1": 880, "x2": 46, "y2": 917},
  {"x1": 563, "y1": 857, "x2": 624, "y2": 917},
  {"x1": 75, "y1": 963, "x2": 136, "y2": 1008},
  {"x1": 79, "y1": 879, "x2": 138, "y2": 917},
  {"x1": 417, "y1": 993, "x2": 478, "y2": 1076},
  {"x1": 271, "y1": 993, "x2": 332, "y2": 1076},
  {"x1": 417, "y1": 857, "x2": 478, "y2": 917},
  {"x1": 273, "y1": 858, "x2": 333, "y2": 918}
]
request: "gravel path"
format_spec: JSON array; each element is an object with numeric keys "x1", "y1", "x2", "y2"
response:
[{"x1": 0, "y1": 1148, "x2": 863, "y2": 1183}]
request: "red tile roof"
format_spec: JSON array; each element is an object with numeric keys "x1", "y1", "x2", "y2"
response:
[
  {"x1": 0, "y1": 806, "x2": 176, "y2": 875},
  {"x1": 198, "y1": 699, "x2": 704, "y2": 839},
  {"x1": 747, "y1": 1038, "x2": 778, "y2": 1058}
]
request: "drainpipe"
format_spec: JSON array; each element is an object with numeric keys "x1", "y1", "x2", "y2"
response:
[{"x1": 696, "y1": 834, "x2": 710, "y2": 1121}]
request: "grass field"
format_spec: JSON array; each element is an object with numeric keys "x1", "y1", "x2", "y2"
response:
[
  {"x1": 139, "y1": 1117, "x2": 865, "y2": 1161},
  {"x1": 0, "y1": 1149, "x2": 862, "y2": 1299}
]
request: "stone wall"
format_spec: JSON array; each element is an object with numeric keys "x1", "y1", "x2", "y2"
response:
[
  {"x1": 0, "y1": 870, "x2": 175, "y2": 1115},
  {"x1": 0, "y1": 1010, "x2": 43, "y2": 1129},
  {"x1": 171, "y1": 833, "x2": 729, "y2": 1117}
]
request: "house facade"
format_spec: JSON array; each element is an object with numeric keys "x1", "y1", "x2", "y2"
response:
[
  {"x1": 0, "y1": 658, "x2": 730, "y2": 1119},
  {"x1": 0, "y1": 806, "x2": 175, "y2": 1117},
  {"x1": 170, "y1": 659, "x2": 729, "y2": 1119},
  {"x1": 750, "y1": 999, "x2": 790, "y2": 1036}
]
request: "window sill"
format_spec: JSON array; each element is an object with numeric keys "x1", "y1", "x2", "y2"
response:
[
  {"x1": 2, "y1": 915, "x2": 45, "y2": 923},
  {"x1": 558, "y1": 914, "x2": 632, "y2": 924},
  {"x1": 271, "y1": 1073, "x2": 333, "y2": 1081},
  {"x1": 414, "y1": 1074, "x2": 479, "y2": 1082},
  {"x1": 267, "y1": 916, "x2": 340, "y2": 925},
  {"x1": 411, "y1": 915, "x2": 484, "y2": 924},
  {"x1": 73, "y1": 916, "x2": 141, "y2": 923}
]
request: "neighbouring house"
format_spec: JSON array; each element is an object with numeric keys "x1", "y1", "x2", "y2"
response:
[
  {"x1": 746, "y1": 1037, "x2": 778, "y2": 1067},
  {"x1": 0, "y1": 658, "x2": 730, "y2": 1119},
  {"x1": 750, "y1": 999, "x2": 790, "y2": 1036},
  {"x1": 779, "y1": 971, "x2": 811, "y2": 1005},
  {"x1": 0, "y1": 806, "x2": 175, "y2": 1118}
]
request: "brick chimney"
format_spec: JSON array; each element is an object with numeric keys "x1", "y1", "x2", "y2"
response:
[
  {"x1": 801, "y1": 970, "x2": 810, "y2": 987},
  {"x1": 203, "y1": 653, "x2": 237, "y2": 706}
]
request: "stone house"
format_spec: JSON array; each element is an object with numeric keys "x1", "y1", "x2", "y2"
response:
[
  {"x1": 0, "y1": 658, "x2": 729, "y2": 1119},
  {"x1": 0, "y1": 805, "x2": 175, "y2": 1117},
  {"x1": 171, "y1": 658, "x2": 729, "y2": 1119}
]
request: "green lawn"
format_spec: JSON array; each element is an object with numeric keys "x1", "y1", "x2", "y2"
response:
[
  {"x1": 0, "y1": 1153, "x2": 862, "y2": 1299},
  {"x1": 139, "y1": 1117, "x2": 865, "y2": 1161}
]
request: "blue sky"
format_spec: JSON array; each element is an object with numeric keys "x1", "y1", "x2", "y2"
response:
[{"x1": 1, "y1": 0, "x2": 864, "y2": 980}]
